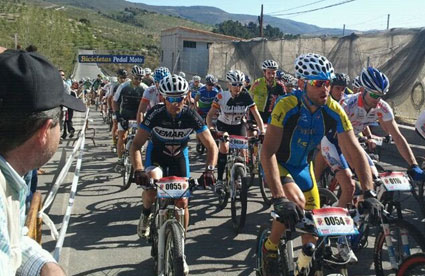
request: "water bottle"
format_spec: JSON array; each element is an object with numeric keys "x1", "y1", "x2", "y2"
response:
[{"x1": 295, "y1": 242, "x2": 315, "y2": 276}]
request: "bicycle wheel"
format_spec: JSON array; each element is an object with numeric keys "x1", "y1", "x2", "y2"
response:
[
  {"x1": 397, "y1": 253, "x2": 425, "y2": 276},
  {"x1": 258, "y1": 163, "x2": 272, "y2": 207},
  {"x1": 164, "y1": 222, "x2": 185, "y2": 276},
  {"x1": 255, "y1": 225, "x2": 270, "y2": 276},
  {"x1": 319, "y1": 187, "x2": 338, "y2": 207},
  {"x1": 122, "y1": 154, "x2": 133, "y2": 191},
  {"x1": 217, "y1": 167, "x2": 230, "y2": 210},
  {"x1": 231, "y1": 166, "x2": 248, "y2": 233},
  {"x1": 374, "y1": 219, "x2": 425, "y2": 276}
]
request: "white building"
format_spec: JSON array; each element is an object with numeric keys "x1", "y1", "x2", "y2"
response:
[{"x1": 160, "y1": 26, "x2": 239, "y2": 77}]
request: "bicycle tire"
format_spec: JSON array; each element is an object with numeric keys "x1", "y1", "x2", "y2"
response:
[
  {"x1": 258, "y1": 163, "x2": 272, "y2": 207},
  {"x1": 122, "y1": 155, "x2": 133, "y2": 191},
  {"x1": 397, "y1": 253, "x2": 425, "y2": 276},
  {"x1": 255, "y1": 225, "x2": 270, "y2": 276},
  {"x1": 374, "y1": 219, "x2": 425, "y2": 276},
  {"x1": 319, "y1": 187, "x2": 338, "y2": 207},
  {"x1": 164, "y1": 221, "x2": 185, "y2": 276},
  {"x1": 231, "y1": 166, "x2": 248, "y2": 233},
  {"x1": 217, "y1": 168, "x2": 230, "y2": 210}
]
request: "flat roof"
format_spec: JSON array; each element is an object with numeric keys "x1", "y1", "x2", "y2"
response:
[{"x1": 161, "y1": 26, "x2": 241, "y2": 41}]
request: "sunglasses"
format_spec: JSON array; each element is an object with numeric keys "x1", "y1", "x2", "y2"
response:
[
  {"x1": 133, "y1": 76, "x2": 142, "y2": 80},
  {"x1": 308, "y1": 80, "x2": 331, "y2": 87},
  {"x1": 231, "y1": 83, "x2": 243, "y2": 87},
  {"x1": 166, "y1": 97, "x2": 185, "y2": 103},
  {"x1": 368, "y1": 91, "x2": 383, "y2": 99}
]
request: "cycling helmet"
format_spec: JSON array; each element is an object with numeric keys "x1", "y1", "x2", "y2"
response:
[
  {"x1": 192, "y1": 75, "x2": 201, "y2": 82},
  {"x1": 131, "y1": 65, "x2": 144, "y2": 76},
  {"x1": 226, "y1": 70, "x2": 245, "y2": 84},
  {"x1": 159, "y1": 74, "x2": 189, "y2": 98},
  {"x1": 110, "y1": 76, "x2": 118, "y2": 83},
  {"x1": 352, "y1": 76, "x2": 362, "y2": 89},
  {"x1": 294, "y1": 53, "x2": 334, "y2": 80},
  {"x1": 144, "y1": 68, "x2": 152, "y2": 75},
  {"x1": 153, "y1": 67, "x2": 170, "y2": 82},
  {"x1": 332, "y1": 73, "x2": 350, "y2": 87},
  {"x1": 117, "y1": 69, "x2": 128, "y2": 77},
  {"x1": 178, "y1": 71, "x2": 186, "y2": 78},
  {"x1": 359, "y1": 67, "x2": 389, "y2": 95},
  {"x1": 262, "y1": 59, "x2": 279, "y2": 70},
  {"x1": 205, "y1": 74, "x2": 216, "y2": 84},
  {"x1": 276, "y1": 70, "x2": 284, "y2": 80},
  {"x1": 281, "y1": 73, "x2": 292, "y2": 83}
]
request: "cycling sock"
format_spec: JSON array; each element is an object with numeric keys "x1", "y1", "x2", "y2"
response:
[
  {"x1": 217, "y1": 152, "x2": 227, "y2": 180},
  {"x1": 264, "y1": 238, "x2": 278, "y2": 251},
  {"x1": 142, "y1": 206, "x2": 151, "y2": 216}
]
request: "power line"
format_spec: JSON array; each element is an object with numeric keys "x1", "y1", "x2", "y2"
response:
[
  {"x1": 272, "y1": 0, "x2": 357, "y2": 16},
  {"x1": 267, "y1": 0, "x2": 328, "y2": 15}
]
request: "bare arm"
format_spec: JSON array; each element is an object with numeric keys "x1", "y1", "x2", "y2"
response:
[
  {"x1": 137, "y1": 99, "x2": 149, "y2": 125},
  {"x1": 197, "y1": 130, "x2": 218, "y2": 168},
  {"x1": 338, "y1": 130, "x2": 373, "y2": 191},
  {"x1": 206, "y1": 105, "x2": 219, "y2": 129},
  {"x1": 130, "y1": 128, "x2": 150, "y2": 171},
  {"x1": 381, "y1": 118, "x2": 417, "y2": 166},
  {"x1": 249, "y1": 105, "x2": 265, "y2": 133},
  {"x1": 194, "y1": 94, "x2": 200, "y2": 109},
  {"x1": 112, "y1": 100, "x2": 119, "y2": 113},
  {"x1": 260, "y1": 124, "x2": 286, "y2": 198}
]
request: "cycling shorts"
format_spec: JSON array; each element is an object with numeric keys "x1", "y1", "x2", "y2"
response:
[
  {"x1": 320, "y1": 136, "x2": 374, "y2": 173},
  {"x1": 145, "y1": 141, "x2": 190, "y2": 178},
  {"x1": 118, "y1": 119, "x2": 129, "y2": 131},
  {"x1": 217, "y1": 120, "x2": 247, "y2": 136},
  {"x1": 278, "y1": 161, "x2": 320, "y2": 210}
]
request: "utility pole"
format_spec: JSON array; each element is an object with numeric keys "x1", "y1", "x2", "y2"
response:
[
  {"x1": 258, "y1": 4, "x2": 264, "y2": 37},
  {"x1": 387, "y1": 14, "x2": 390, "y2": 30},
  {"x1": 14, "y1": 33, "x2": 18, "y2": 49},
  {"x1": 342, "y1": 24, "x2": 345, "y2": 36}
]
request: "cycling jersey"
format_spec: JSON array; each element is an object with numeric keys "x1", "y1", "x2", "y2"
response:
[
  {"x1": 114, "y1": 81, "x2": 148, "y2": 120},
  {"x1": 416, "y1": 109, "x2": 425, "y2": 140},
  {"x1": 340, "y1": 92, "x2": 394, "y2": 135},
  {"x1": 196, "y1": 86, "x2": 219, "y2": 115},
  {"x1": 141, "y1": 85, "x2": 161, "y2": 113},
  {"x1": 189, "y1": 81, "x2": 203, "y2": 99},
  {"x1": 91, "y1": 78, "x2": 102, "y2": 91},
  {"x1": 270, "y1": 90, "x2": 352, "y2": 193},
  {"x1": 212, "y1": 90, "x2": 255, "y2": 125},
  {"x1": 140, "y1": 104, "x2": 207, "y2": 177},
  {"x1": 249, "y1": 77, "x2": 286, "y2": 122}
]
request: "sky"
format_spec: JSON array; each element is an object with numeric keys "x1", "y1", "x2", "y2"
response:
[{"x1": 131, "y1": 0, "x2": 425, "y2": 31}]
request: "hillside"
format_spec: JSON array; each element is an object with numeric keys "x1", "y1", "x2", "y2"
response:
[{"x1": 0, "y1": 1, "x2": 210, "y2": 76}]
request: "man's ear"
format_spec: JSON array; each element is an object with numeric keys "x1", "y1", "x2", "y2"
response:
[
  {"x1": 36, "y1": 119, "x2": 53, "y2": 144},
  {"x1": 298, "y1": 79, "x2": 304, "y2": 88}
]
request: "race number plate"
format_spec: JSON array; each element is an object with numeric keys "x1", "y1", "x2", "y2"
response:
[
  {"x1": 156, "y1": 176, "x2": 190, "y2": 198},
  {"x1": 312, "y1": 207, "x2": 358, "y2": 237},
  {"x1": 229, "y1": 135, "x2": 248, "y2": 150},
  {"x1": 128, "y1": 120, "x2": 138, "y2": 129},
  {"x1": 379, "y1": 171, "x2": 411, "y2": 192}
]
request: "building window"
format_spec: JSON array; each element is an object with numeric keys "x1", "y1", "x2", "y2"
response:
[
  {"x1": 207, "y1": 43, "x2": 212, "y2": 49},
  {"x1": 183, "y1": 40, "x2": 196, "y2": 48}
]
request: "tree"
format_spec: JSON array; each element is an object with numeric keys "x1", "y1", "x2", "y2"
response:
[{"x1": 213, "y1": 20, "x2": 284, "y2": 39}]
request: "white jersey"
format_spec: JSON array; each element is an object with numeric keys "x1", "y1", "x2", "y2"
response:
[
  {"x1": 415, "y1": 109, "x2": 425, "y2": 140},
  {"x1": 212, "y1": 90, "x2": 255, "y2": 125},
  {"x1": 340, "y1": 92, "x2": 394, "y2": 135},
  {"x1": 141, "y1": 85, "x2": 161, "y2": 112}
]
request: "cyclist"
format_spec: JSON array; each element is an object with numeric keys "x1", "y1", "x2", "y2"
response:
[
  {"x1": 142, "y1": 67, "x2": 154, "y2": 86},
  {"x1": 330, "y1": 73, "x2": 353, "y2": 101},
  {"x1": 352, "y1": 75, "x2": 362, "y2": 93},
  {"x1": 194, "y1": 74, "x2": 219, "y2": 119},
  {"x1": 137, "y1": 67, "x2": 170, "y2": 124},
  {"x1": 249, "y1": 59, "x2": 286, "y2": 123},
  {"x1": 130, "y1": 74, "x2": 217, "y2": 245},
  {"x1": 91, "y1": 73, "x2": 103, "y2": 103},
  {"x1": 260, "y1": 53, "x2": 378, "y2": 275},
  {"x1": 244, "y1": 74, "x2": 251, "y2": 91},
  {"x1": 113, "y1": 66, "x2": 148, "y2": 166},
  {"x1": 187, "y1": 75, "x2": 203, "y2": 106},
  {"x1": 206, "y1": 70, "x2": 265, "y2": 194}
]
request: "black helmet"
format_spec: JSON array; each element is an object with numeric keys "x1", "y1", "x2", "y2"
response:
[
  {"x1": 332, "y1": 73, "x2": 350, "y2": 87},
  {"x1": 117, "y1": 69, "x2": 128, "y2": 77}
]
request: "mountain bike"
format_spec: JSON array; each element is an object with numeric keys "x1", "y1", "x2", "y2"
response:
[
  {"x1": 121, "y1": 120, "x2": 138, "y2": 191},
  {"x1": 255, "y1": 206, "x2": 359, "y2": 276},
  {"x1": 396, "y1": 253, "x2": 425, "y2": 276},
  {"x1": 216, "y1": 134, "x2": 249, "y2": 233},
  {"x1": 148, "y1": 175, "x2": 197, "y2": 276}
]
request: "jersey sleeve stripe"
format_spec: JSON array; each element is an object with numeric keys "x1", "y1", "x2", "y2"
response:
[
  {"x1": 139, "y1": 124, "x2": 152, "y2": 133},
  {"x1": 196, "y1": 125, "x2": 208, "y2": 134}
]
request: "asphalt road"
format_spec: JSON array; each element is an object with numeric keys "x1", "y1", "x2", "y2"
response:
[{"x1": 35, "y1": 109, "x2": 425, "y2": 276}]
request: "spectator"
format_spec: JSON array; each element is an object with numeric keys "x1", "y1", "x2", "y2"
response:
[{"x1": 0, "y1": 48, "x2": 86, "y2": 275}]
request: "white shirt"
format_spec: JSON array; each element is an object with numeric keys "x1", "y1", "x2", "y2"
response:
[{"x1": 141, "y1": 85, "x2": 161, "y2": 112}]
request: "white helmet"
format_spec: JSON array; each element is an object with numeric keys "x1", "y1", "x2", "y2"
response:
[
  {"x1": 144, "y1": 68, "x2": 152, "y2": 75},
  {"x1": 131, "y1": 65, "x2": 144, "y2": 76},
  {"x1": 352, "y1": 76, "x2": 362, "y2": 89},
  {"x1": 262, "y1": 59, "x2": 279, "y2": 70},
  {"x1": 178, "y1": 71, "x2": 186, "y2": 78},
  {"x1": 159, "y1": 74, "x2": 189, "y2": 97},
  {"x1": 294, "y1": 53, "x2": 334, "y2": 80},
  {"x1": 226, "y1": 70, "x2": 245, "y2": 84},
  {"x1": 111, "y1": 76, "x2": 118, "y2": 83},
  {"x1": 192, "y1": 75, "x2": 201, "y2": 82}
]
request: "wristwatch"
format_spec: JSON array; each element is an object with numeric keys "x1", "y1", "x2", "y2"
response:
[
  {"x1": 363, "y1": 189, "x2": 377, "y2": 199},
  {"x1": 207, "y1": 165, "x2": 215, "y2": 171}
]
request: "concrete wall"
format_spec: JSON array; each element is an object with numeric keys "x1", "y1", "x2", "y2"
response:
[{"x1": 208, "y1": 28, "x2": 425, "y2": 120}]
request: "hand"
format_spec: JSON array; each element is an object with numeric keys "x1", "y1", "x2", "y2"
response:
[
  {"x1": 366, "y1": 138, "x2": 376, "y2": 152},
  {"x1": 200, "y1": 170, "x2": 216, "y2": 188},
  {"x1": 359, "y1": 197, "x2": 384, "y2": 224},
  {"x1": 407, "y1": 164, "x2": 425, "y2": 181},
  {"x1": 134, "y1": 170, "x2": 150, "y2": 188},
  {"x1": 258, "y1": 133, "x2": 265, "y2": 143},
  {"x1": 209, "y1": 128, "x2": 218, "y2": 139},
  {"x1": 273, "y1": 197, "x2": 303, "y2": 230}
]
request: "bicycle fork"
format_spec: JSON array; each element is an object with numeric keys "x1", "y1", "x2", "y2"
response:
[{"x1": 381, "y1": 219, "x2": 411, "y2": 270}]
